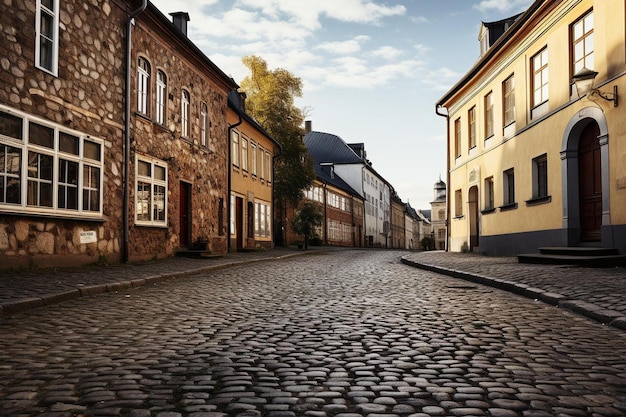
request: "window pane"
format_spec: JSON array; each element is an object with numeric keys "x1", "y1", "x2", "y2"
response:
[
  {"x1": 0, "y1": 144, "x2": 21, "y2": 204},
  {"x1": 29, "y1": 122, "x2": 54, "y2": 148},
  {"x1": 83, "y1": 166, "x2": 100, "y2": 211},
  {"x1": 0, "y1": 111, "x2": 23, "y2": 139},
  {"x1": 59, "y1": 132, "x2": 79, "y2": 155},
  {"x1": 84, "y1": 140, "x2": 101, "y2": 161},
  {"x1": 138, "y1": 160, "x2": 150, "y2": 177},
  {"x1": 58, "y1": 159, "x2": 78, "y2": 209},
  {"x1": 136, "y1": 181, "x2": 151, "y2": 221},
  {"x1": 154, "y1": 185, "x2": 166, "y2": 222},
  {"x1": 154, "y1": 165, "x2": 165, "y2": 181},
  {"x1": 41, "y1": 0, "x2": 54, "y2": 10}
]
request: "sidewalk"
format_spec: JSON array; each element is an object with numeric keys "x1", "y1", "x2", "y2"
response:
[
  {"x1": 401, "y1": 251, "x2": 626, "y2": 330},
  {"x1": 1, "y1": 248, "x2": 625, "y2": 331}
]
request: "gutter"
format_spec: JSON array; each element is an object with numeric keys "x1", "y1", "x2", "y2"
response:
[
  {"x1": 122, "y1": 0, "x2": 148, "y2": 263},
  {"x1": 435, "y1": 104, "x2": 450, "y2": 251},
  {"x1": 226, "y1": 109, "x2": 243, "y2": 253}
]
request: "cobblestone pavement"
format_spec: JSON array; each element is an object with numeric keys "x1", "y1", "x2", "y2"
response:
[
  {"x1": 402, "y1": 251, "x2": 626, "y2": 330},
  {"x1": 1, "y1": 250, "x2": 626, "y2": 417}
]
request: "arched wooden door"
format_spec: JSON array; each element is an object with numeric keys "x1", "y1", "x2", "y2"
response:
[{"x1": 578, "y1": 122, "x2": 602, "y2": 242}]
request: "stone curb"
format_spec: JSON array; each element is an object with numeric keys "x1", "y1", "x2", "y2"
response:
[
  {"x1": 0, "y1": 250, "x2": 312, "y2": 317},
  {"x1": 401, "y1": 256, "x2": 626, "y2": 331}
]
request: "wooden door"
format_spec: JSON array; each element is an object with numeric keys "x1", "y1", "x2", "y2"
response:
[
  {"x1": 179, "y1": 182, "x2": 191, "y2": 247},
  {"x1": 578, "y1": 122, "x2": 602, "y2": 242}
]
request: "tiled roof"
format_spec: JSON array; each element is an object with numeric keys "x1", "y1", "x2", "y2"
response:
[{"x1": 304, "y1": 131, "x2": 363, "y2": 164}]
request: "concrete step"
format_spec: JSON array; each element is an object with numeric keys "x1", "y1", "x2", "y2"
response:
[
  {"x1": 538, "y1": 246, "x2": 619, "y2": 257},
  {"x1": 517, "y1": 247, "x2": 626, "y2": 268}
]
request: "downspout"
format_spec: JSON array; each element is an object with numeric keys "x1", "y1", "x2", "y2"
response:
[
  {"x1": 322, "y1": 183, "x2": 328, "y2": 244},
  {"x1": 227, "y1": 109, "x2": 243, "y2": 253},
  {"x1": 122, "y1": 0, "x2": 147, "y2": 263},
  {"x1": 435, "y1": 104, "x2": 449, "y2": 251}
]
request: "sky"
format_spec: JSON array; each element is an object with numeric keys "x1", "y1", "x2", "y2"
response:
[{"x1": 150, "y1": 0, "x2": 534, "y2": 210}]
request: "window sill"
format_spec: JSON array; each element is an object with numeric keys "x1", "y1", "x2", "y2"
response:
[
  {"x1": 525, "y1": 195, "x2": 552, "y2": 206},
  {"x1": 134, "y1": 112, "x2": 152, "y2": 123},
  {"x1": 481, "y1": 207, "x2": 496, "y2": 215},
  {"x1": 499, "y1": 203, "x2": 518, "y2": 211},
  {"x1": 0, "y1": 209, "x2": 105, "y2": 222},
  {"x1": 135, "y1": 222, "x2": 168, "y2": 229},
  {"x1": 453, "y1": 215, "x2": 465, "y2": 220}
]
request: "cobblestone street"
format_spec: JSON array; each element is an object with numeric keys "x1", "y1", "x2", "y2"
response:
[{"x1": 1, "y1": 250, "x2": 625, "y2": 417}]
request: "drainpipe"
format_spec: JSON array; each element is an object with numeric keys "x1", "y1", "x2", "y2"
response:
[
  {"x1": 227, "y1": 108, "x2": 243, "y2": 253},
  {"x1": 122, "y1": 0, "x2": 147, "y2": 263},
  {"x1": 435, "y1": 104, "x2": 450, "y2": 251}
]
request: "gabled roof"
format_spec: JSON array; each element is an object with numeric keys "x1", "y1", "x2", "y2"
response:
[
  {"x1": 316, "y1": 165, "x2": 363, "y2": 199},
  {"x1": 304, "y1": 131, "x2": 364, "y2": 164}
]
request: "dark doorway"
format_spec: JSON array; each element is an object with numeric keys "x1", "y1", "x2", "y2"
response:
[
  {"x1": 235, "y1": 197, "x2": 244, "y2": 250},
  {"x1": 179, "y1": 181, "x2": 192, "y2": 247},
  {"x1": 578, "y1": 122, "x2": 602, "y2": 242}
]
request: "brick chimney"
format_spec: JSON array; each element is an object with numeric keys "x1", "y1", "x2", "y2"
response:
[
  {"x1": 170, "y1": 12, "x2": 190, "y2": 36},
  {"x1": 305, "y1": 120, "x2": 312, "y2": 133}
]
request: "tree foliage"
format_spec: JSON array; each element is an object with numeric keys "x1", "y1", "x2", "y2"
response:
[
  {"x1": 291, "y1": 203, "x2": 323, "y2": 250},
  {"x1": 240, "y1": 56, "x2": 316, "y2": 245}
]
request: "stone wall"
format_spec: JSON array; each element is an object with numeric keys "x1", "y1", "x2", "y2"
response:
[{"x1": 0, "y1": 0, "x2": 127, "y2": 268}]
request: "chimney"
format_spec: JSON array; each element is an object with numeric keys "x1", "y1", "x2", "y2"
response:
[
  {"x1": 305, "y1": 120, "x2": 312, "y2": 133},
  {"x1": 170, "y1": 12, "x2": 190, "y2": 36}
]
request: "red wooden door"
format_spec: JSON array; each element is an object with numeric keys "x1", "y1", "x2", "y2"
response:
[{"x1": 578, "y1": 123, "x2": 602, "y2": 242}]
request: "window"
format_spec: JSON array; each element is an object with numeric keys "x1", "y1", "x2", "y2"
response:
[
  {"x1": 155, "y1": 70, "x2": 167, "y2": 125},
  {"x1": 503, "y1": 75, "x2": 515, "y2": 126},
  {"x1": 135, "y1": 156, "x2": 167, "y2": 226},
  {"x1": 454, "y1": 118, "x2": 461, "y2": 158},
  {"x1": 255, "y1": 201, "x2": 271, "y2": 238},
  {"x1": 137, "y1": 58, "x2": 150, "y2": 115},
  {"x1": 571, "y1": 10, "x2": 594, "y2": 75},
  {"x1": 532, "y1": 48, "x2": 549, "y2": 107},
  {"x1": 484, "y1": 176, "x2": 494, "y2": 210},
  {"x1": 468, "y1": 106, "x2": 476, "y2": 150},
  {"x1": 484, "y1": 92, "x2": 493, "y2": 138},
  {"x1": 454, "y1": 189, "x2": 463, "y2": 217},
  {"x1": 181, "y1": 90, "x2": 190, "y2": 138},
  {"x1": 251, "y1": 142, "x2": 257, "y2": 176},
  {"x1": 241, "y1": 138, "x2": 248, "y2": 171},
  {"x1": 259, "y1": 146, "x2": 265, "y2": 179},
  {"x1": 265, "y1": 151, "x2": 271, "y2": 183},
  {"x1": 200, "y1": 102, "x2": 208, "y2": 147},
  {"x1": 231, "y1": 131, "x2": 239, "y2": 167},
  {"x1": 0, "y1": 107, "x2": 103, "y2": 215},
  {"x1": 503, "y1": 168, "x2": 515, "y2": 207},
  {"x1": 532, "y1": 154, "x2": 548, "y2": 199},
  {"x1": 35, "y1": 0, "x2": 59, "y2": 75}
]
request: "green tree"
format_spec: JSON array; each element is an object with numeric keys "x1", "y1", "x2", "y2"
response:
[
  {"x1": 291, "y1": 203, "x2": 323, "y2": 250},
  {"x1": 240, "y1": 56, "x2": 316, "y2": 245}
]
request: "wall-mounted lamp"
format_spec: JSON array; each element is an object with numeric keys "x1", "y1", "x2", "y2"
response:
[{"x1": 572, "y1": 68, "x2": 618, "y2": 107}]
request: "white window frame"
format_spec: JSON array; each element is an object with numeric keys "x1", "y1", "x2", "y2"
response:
[
  {"x1": 35, "y1": 0, "x2": 59, "y2": 76},
  {"x1": 232, "y1": 131, "x2": 240, "y2": 167},
  {"x1": 259, "y1": 145, "x2": 265, "y2": 180},
  {"x1": 200, "y1": 102, "x2": 208, "y2": 147},
  {"x1": 251, "y1": 142, "x2": 257, "y2": 176},
  {"x1": 137, "y1": 58, "x2": 150, "y2": 115},
  {"x1": 572, "y1": 10, "x2": 594, "y2": 75},
  {"x1": 532, "y1": 48, "x2": 549, "y2": 107},
  {"x1": 0, "y1": 105, "x2": 104, "y2": 217},
  {"x1": 254, "y1": 200, "x2": 271, "y2": 238},
  {"x1": 241, "y1": 137, "x2": 248, "y2": 172},
  {"x1": 265, "y1": 151, "x2": 271, "y2": 183},
  {"x1": 135, "y1": 156, "x2": 168, "y2": 227},
  {"x1": 155, "y1": 70, "x2": 166, "y2": 125},
  {"x1": 181, "y1": 90, "x2": 190, "y2": 138}
]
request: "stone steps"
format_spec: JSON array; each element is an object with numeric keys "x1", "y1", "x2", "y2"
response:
[{"x1": 517, "y1": 247, "x2": 626, "y2": 267}]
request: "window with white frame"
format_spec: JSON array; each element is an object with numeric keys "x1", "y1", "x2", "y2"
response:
[
  {"x1": 532, "y1": 48, "x2": 549, "y2": 107},
  {"x1": 484, "y1": 91, "x2": 494, "y2": 138},
  {"x1": 251, "y1": 142, "x2": 257, "y2": 176},
  {"x1": 255, "y1": 201, "x2": 271, "y2": 238},
  {"x1": 503, "y1": 75, "x2": 515, "y2": 126},
  {"x1": 454, "y1": 118, "x2": 461, "y2": 158},
  {"x1": 231, "y1": 131, "x2": 239, "y2": 167},
  {"x1": 571, "y1": 10, "x2": 594, "y2": 75},
  {"x1": 484, "y1": 176, "x2": 494, "y2": 210},
  {"x1": 259, "y1": 146, "x2": 265, "y2": 179},
  {"x1": 454, "y1": 189, "x2": 463, "y2": 217},
  {"x1": 200, "y1": 102, "x2": 208, "y2": 147},
  {"x1": 241, "y1": 137, "x2": 248, "y2": 171},
  {"x1": 136, "y1": 157, "x2": 167, "y2": 226},
  {"x1": 265, "y1": 151, "x2": 271, "y2": 183},
  {"x1": 137, "y1": 58, "x2": 150, "y2": 115},
  {"x1": 0, "y1": 107, "x2": 103, "y2": 216},
  {"x1": 35, "y1": 0, "x2": 59, "y2": 75},
  {"x1": 468, "y1": 106, "x2": 476, "y2": 150},
  {"x1": 181, "y1": 90, "x2": 190, "y2": 138},
  {"x1": 155, "y1": 70, "x2": 166, "y2": 125}
]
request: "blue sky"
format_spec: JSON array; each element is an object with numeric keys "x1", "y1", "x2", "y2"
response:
[{"x1": 150, "y1": 0, "x2": 533, "y2": 210}]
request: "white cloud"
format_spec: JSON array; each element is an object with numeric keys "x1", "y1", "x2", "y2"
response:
[
  {"x1": 371, "y1": 46, "x2": 403, "y2": 60},
  {"x1": 315, "y1": 36, "x2": 370, "y2": 55},
  {"x1": 472, "y1": 0, "x2": 533, "y2": 13}
]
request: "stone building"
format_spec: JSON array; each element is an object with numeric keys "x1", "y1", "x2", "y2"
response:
[
  {"x1": 0, "y1": 1, "x2": 238, "y2": 268},
  {"x1": 390, "y1": 193, "x2": 406, "y2": 249}
]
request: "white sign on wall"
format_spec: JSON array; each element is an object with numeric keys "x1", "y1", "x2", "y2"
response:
[{"x1": 79, "y1": 230, "x2": 97, "y2": 244}]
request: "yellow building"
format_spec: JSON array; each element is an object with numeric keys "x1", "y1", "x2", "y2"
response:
[
  {"x1": 436, "y1": 0, "x2": 626, "y2": 256},
  {"x1": 228, "y1": 92, "x2": 280, "y2": 251}
]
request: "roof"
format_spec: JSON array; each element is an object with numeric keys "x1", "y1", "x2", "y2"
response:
[
  {"x1": 316, "y1": 165, "x2": 363, "y2": 199},
  {"x1": 227, "y1": 91, "x2": 281, "y2": 154},
  {"x1": 303, "y1": 131, "x2": 364, "y2": 165},
  {"x1": 436, "y1": 0, "x2": 544, "y2": 107}
]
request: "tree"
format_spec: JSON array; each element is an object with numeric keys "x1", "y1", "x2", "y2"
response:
[
  {"x1": 239, "y1": 56, "x2": 316, "y2": 245},
  {"x1": 291, "y1": 203, "x2": 323, "y2": 250}
]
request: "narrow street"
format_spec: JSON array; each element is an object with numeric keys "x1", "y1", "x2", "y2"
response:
[{"x1": 1, "y1": 250, "x2": 625, "y2": 417}]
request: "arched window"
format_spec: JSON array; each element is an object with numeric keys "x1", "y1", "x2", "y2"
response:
[
  {"x1": 137, "y1": 58, "x2": 150, "y2": 115},
  {"x1": 155, "y1": 70, "x2": 167, "y2": 124},
  {"x1": 181, "y1": 90, "x2": 190, "y2": 137}
]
